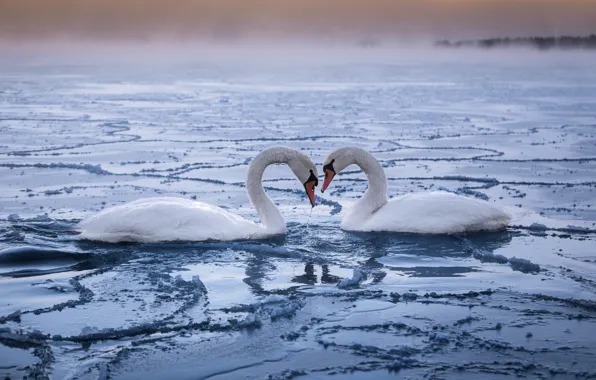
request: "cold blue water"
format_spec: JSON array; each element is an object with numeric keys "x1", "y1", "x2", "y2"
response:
[{"x1": 1, "y1": 52, "x2": 596, "y2": 379}]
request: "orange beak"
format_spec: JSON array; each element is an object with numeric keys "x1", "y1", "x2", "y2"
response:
[
  {"x1": 304, "y1": 180, "x2": 317, "y2": 207},
  {"x1": 321, "y1": 169, "x2": 335, "y2": 193}
]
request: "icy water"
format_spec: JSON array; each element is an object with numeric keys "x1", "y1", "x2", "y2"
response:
[{"x1": 1, "y1": 54, "x2": 596, "y2": 379}]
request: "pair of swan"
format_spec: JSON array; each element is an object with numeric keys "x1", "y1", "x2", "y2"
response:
[{"x1": 78, "y1": 146, "x2": 510, "y2": 243}]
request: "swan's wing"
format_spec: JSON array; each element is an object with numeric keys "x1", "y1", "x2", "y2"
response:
[
  {"x1": 78, "y1": 197, "x2": 265, "y2": 242},
  {"x1": 358, "y1": 191, "x2": 511, "y2": 234}
]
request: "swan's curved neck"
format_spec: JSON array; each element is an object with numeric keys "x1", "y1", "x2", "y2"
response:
[
  {"x1": 246, "y1": 148, "x2": 294, "y2": 232},
  {"x1": 345, "y1": 149, "x2": 388, "y2": 224}
]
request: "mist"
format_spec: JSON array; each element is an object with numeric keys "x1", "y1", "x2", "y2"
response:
[{"x1": 1, "y1": 0, "x2": 596, "y2": 44}]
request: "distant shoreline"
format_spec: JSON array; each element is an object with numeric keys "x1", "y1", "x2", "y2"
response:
[{"x1": 435, "y1": 35, "x2": 596, "y2": 50}]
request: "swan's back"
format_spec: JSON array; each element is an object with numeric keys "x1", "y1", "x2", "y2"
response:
[
  {"x1": 353, "y1": 191, "x2": 510, "y2": 234},
  {"x1": 78, "y1": 197, "x2": 266, "y2": 243}
]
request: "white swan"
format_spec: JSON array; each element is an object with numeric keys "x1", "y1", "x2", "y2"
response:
[
  {"x1": 320, "y1": 147, "x2": 511, "y2": 234},
  {"x1": 78, "y1": 147, "x2": 319, "y2": 243}
]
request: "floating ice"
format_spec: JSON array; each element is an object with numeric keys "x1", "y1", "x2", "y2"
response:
[
  {"x1": 430, "y1": 332, "x2": 450, "y2": 344},
  {"x1": 402, "y1": 292, "x2": 419, "y2": 301},
  {"x1": 261, "y1": 295, "x2": 289, "y2": 304},
  {"x1": 509, "y1": 257, "x2": 541, "y2": 274},
  {"x1": 1, "y1": 56, "x2": 595, "y2": 380},
  {"x1": 470, "y1": 248, "x2": 540, "y2": 274},
  {"x1": 473, "y1": 250, "x2": 509, "y2": 264},
  {"x1": 7, "y1": 214, "x2": 20, "y2": 222},
  {"x1": 268, "y1": 301, "x2": 300, "y2": 319},
  {"x1": 337, "y1": 268, "x2": 367, "y2": 289},
  {"x1": 237, "y1": 313, "x2": 262, "y2": 328},
  {"x1": 174, "y1": 274, "x2": 207, "y2": 294},
  {"x1": 529, "y1": 223, "x2": 548, "y2": 231},
  {"x1": 456, "y1": 187, "x2": 490, "y2": 200},
  {"x1": 566, "y1": 225, "x2": 591, "y2": 233},
  {"x1": 2, "y1": 310, "x2": 22, "y2": 323}
]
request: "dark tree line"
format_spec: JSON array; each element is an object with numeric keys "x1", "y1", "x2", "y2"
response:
[{"x1": 436, "y1": 35, "x2": 596, "y2": 50}]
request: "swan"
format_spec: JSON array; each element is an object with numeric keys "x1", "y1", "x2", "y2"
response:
[
  {"x1": 78, "y1": 147, "x2": 319, "y2": 243},
  {"x1": 320, "y1": 147, "x2": 511, "y2": 234}
]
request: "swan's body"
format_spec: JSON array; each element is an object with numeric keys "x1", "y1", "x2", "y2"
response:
[
  {"x1": 78, "y1": 147, "x2": 318, "y2": 243},
  {"x1": 322, "y1": 147, "x2": 510, "y2": 234},
  {"x1": 78, "y1": 197, "x2": 268, "y2": 243},
  {"x1": 345, "y1": 191, "x2": 510, "y2": 234}
]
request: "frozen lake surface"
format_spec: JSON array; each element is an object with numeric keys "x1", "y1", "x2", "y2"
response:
[{"x1": 1, "y1": 54, "x2": 596, "y2": 379}]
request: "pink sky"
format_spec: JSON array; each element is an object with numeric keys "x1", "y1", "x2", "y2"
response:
[{"x1": 1, "y1": 0, "x2": 595, "y2": 42}]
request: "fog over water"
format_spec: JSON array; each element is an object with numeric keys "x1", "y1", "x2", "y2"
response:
[{"x1": 1, "y1": 0, "x2": 595, "y2": 44}]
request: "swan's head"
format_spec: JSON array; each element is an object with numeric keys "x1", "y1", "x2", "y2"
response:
[
  {"x1": 321, "y1": 147, "x2": 354, "y2": 193},
  {"x1": 287, "y1": 152, "x2": 319, "y2": 207}
]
